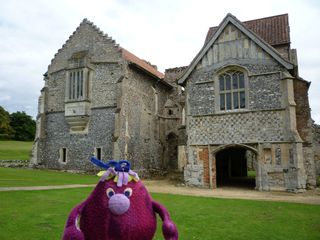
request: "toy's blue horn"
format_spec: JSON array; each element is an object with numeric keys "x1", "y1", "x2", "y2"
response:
[{"x1": 90, "y1": 157, "x2": 111, "y2": 169}]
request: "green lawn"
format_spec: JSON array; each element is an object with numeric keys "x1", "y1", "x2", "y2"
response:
[
  {"x1": 0, "y1": 140, "x2": 33, "y2": 160},
  {"x1": 0, "y1": 168, "x2": 319, "y2": 239},
  {"x1": 0, "y1": 189, "x2": 319, "y2": 240},
  {"x1": 248, "y1": 170, "x2": 256, "y2": 177},
  {"x1": 0, "y1": 167, "x2": 98, "y2": 187}
]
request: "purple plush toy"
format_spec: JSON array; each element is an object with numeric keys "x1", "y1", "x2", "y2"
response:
[{"x1": 62, "y1": 157, "x2": 178, "y2": 240}]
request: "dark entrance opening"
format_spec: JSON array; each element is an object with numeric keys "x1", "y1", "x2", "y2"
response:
[
  {"x1": 166, "y1": 132, "x2": 178, "y2": 170},
  {"x1": 216, "y1": 147, "x2": 255, "y2": 188}
]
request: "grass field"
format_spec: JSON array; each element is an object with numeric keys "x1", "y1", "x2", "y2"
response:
[
  {"x1": 0, "y1": 188, "x2": 319, "y2": 240},
  {"x1": 0, "y1": 167, "x2": 98, "y2": 187},
  {"x1": 0, "y1": 167, "x2": 319, "y2": 239},
  {"x1": 0, "y1": 140, "x2": 33, "y2": 160}
]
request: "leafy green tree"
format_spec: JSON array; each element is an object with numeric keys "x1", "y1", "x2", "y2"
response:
[
  {"x1": 0, "y1": 106, "x2": 13, "y2": 138},
  {"x1": 10, "y1": 111, "x2": 36, "y2": 141}
]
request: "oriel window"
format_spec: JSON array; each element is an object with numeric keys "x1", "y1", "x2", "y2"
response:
[{"x1": 68, "y1": 70, "x2": 84, "y2": 101}]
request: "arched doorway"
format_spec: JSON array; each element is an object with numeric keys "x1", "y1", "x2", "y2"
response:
[{"x1": 215, "y1": 145, "x2": 257, "y2": 188}]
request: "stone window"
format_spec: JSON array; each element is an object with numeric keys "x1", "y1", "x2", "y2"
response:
[
  {"x1": 68, "y1": 69, "x2": 84, "y2": 101},
  {"x1": 95, "y1": 147, "x2": 102, "y2": 160},
  {"x1": 151, "y1": 86, "x2": 159, "y2": 115},
  {"x1": 218, "y1": 70, "x2": 246, "y2": 111},
  {"x1": 181, "y1": 107, "x2": 186, "y2": 125},
  {"x1": 66, "y1": 69, "x2": 90, "y2": 101},
  {"x1": 65, "y1": 51, "x2": 92, "y2": 103},
  {"x1": 60, "y1": 148, "x2": 67, "y2": 163}
]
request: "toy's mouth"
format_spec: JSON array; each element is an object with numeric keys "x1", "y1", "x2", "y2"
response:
[{"x1": 108, "y1": 194, "x2": 130, "y2": 215}]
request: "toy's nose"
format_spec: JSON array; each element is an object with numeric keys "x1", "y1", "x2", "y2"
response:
[{"x1": 108, "y1": 194, "x2": 130, "y2": 215}]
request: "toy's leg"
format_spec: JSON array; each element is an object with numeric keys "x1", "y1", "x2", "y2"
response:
[
  {"x1": 152, "y1": 200, "x2": 178, "y2": 240},
  {"x1": 62, "y1": 203, "x2": 86, "y2": 240}
]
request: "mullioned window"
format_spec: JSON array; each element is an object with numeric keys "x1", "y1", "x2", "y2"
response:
[{"x1": 219, "y1": 70, "x2": 246, "y2": 111}]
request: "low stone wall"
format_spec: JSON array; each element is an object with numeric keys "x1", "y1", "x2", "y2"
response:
[{"x1": 0, "y1": 160, "x2": 30, "y2": 168}]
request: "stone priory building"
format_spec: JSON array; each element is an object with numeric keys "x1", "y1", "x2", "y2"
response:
[{"x1": 32, "y1": 13, "x2": 317, "y2": 191}]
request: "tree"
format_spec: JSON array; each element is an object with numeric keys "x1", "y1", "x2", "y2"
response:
[
  {"x1": 0, "y1": 106, "x2": 13, "y2": 138},
  {"x1": 10, "y1": 111, "x2": 36, "y2": 141}
]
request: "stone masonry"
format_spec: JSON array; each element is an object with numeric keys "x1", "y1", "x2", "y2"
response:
[
  {"x1": 32, "y1": 14, "x2": 317, "y2": 191},
  {"x1": 178, "y1": 14, "x2": 316, "y2": 191},
  {"x1": 31, "y1": 19, "x2": 182, "y2": 177}
]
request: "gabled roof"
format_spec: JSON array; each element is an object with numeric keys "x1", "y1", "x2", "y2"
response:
[
  {"x1": 49, "y1": 19, "x2": 166, "y2": 82},
  {"x1": 178, "y1": 14, "x2": 294, "y2": 85},
  {"x1": 205, "y1": 14, "x2": 290, "y2": 46}
]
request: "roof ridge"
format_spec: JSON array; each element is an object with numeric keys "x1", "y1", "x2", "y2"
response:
[
  {"x1": 204, "y1": 13, "x2": 290, "y2": 46},
  {"x1": 208, "y1": 13, "x2": 288, "y2": 30},
  {"x1": 242, "y1": 13, "x2": 288, "y2": 23}
]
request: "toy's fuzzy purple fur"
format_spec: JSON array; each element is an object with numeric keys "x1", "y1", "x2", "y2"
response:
[{"x1": 63, "y1": 179, "x2": 178, "y2": 240}]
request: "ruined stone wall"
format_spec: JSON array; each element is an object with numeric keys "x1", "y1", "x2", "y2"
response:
[
  {"x1": 313, "y1": 124, "x2": 320, "y2": 180},
  {"x1": 294, "y1": 79, "x2": 313, "y2": 142},
  {"x1": 164, "y1": 67, "x2": 188, "y2": 84},
  {"x1": 36, "y1": 20, "x2": 124, "y2": 170},
  {"x1": 39, "y1": 61, "x2": 122, "y2": 170},
  {"x1": 293, "y1": 79, "x2": 316, "y2": 187},
  {"x1": 114, "y1": 65, "x2": 170, "y2": 175},
  {"x1": 164, "y1": 67, "x2": 188, "y2": 171},
  {"x1": 46, "y1": 70, "x2": 66, "y2": 112},
  {"x1": 41, "y1": 109, "x2": 115, "y2": 171},
  {"x1": 91, "y1": 63, "x2": 122, "y2": 108}
]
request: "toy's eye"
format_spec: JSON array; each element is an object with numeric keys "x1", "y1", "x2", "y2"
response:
[
  {"x1": 124, "y1": 188, "x2": 132, "y2": 198},
  {"x1": 106, "y1": 188, "x2": 115, "y2": 198}
]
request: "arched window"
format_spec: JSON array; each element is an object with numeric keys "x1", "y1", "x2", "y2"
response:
[{"x1": 218, "y1": 70, "x2": 246, "y2": 110}]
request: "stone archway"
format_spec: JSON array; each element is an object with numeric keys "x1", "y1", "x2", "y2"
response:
[{"x1": 212, "y1": 144, "x2": 258, "y2": 189}]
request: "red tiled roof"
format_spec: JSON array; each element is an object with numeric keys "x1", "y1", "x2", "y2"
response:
[
  {"x1": 121, "y1": 48, "x2": 165, "y2": 79},
  {"x1": 205, "y1": 14, "x2": 290, "y2": 46}
]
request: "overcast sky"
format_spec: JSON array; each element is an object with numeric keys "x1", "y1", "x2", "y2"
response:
[{"x1": 0, "y1": 0, "x2": 319, "y2": 123}]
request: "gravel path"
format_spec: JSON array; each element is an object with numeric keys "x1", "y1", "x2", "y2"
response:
[
  {"x1": 1, "y1": 180, "x2": 319, "y2": 205},
  {"x1": 144, "y1": 180, "x2": 320, "y2": 205},
  {"x1": 0, "y1": 184, "x2": 95, "y2": 191}
]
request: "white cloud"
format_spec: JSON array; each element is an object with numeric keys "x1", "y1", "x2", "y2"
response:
[
  {"x1": 0, "y1": 95, "x2": 11, "y2": 101},
  {"x1": 0, "y1": 0, "x2": 319, "y2": 123}
]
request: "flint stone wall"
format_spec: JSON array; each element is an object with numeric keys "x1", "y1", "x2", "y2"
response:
[{"x1": 42, "y1": 109, "x2": 115, "y2": 171}]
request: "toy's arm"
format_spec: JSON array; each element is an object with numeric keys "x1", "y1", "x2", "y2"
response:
[
  {"x1": 62, "y1": 202, "x2": 86, "y2": 240},
  {"x1": 152, "y1": 200, "x2": 179, "y2": 240}
]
